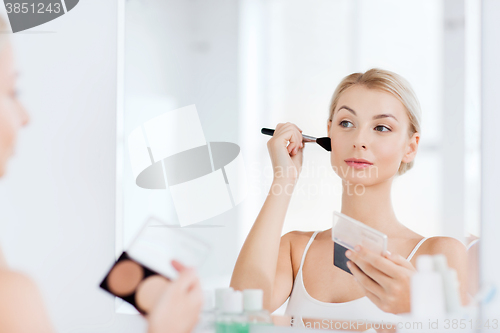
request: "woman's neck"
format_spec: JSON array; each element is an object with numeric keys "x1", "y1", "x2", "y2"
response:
[{"x1": 340, "y1": 178, "x2": 403, "y2": 236}]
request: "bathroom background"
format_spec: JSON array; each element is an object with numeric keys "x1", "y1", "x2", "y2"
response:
[
  {"x1": 0, "y1": 0, "x2": 492, "y2": 332},
  {"x1": 121, "y1": 0, "x2": 481, "y2": 315}
]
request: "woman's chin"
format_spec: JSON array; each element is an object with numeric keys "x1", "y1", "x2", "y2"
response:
[
  {"x1": 335, "y1": 166, "x2": 373, "y2": 181},
  {"x1": 341, "y1": 173, "x2": 397, "y2": 189},
  {"x1": 341, "y1": 176, "x2": 374, "y2": 186}
]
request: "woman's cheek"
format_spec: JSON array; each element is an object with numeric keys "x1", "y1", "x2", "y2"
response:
[
  {"x1": 330, "y1": 139, "x2": 347, "y2": 172},
  {"x1": 373, "y1": 142, "x2": 403, "y2": 174}
]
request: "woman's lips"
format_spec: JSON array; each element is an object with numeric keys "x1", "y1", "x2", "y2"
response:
[{"x1": 345, "y1": 160, "x2": 372, "y2": 169}]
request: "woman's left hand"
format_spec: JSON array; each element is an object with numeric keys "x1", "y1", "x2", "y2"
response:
[
  {"x1": 345, "y1": 245, "x2": 416, "y2": 314},
  {"x1": 147, "y1": 260, "x2": 203, "y2": 333}
]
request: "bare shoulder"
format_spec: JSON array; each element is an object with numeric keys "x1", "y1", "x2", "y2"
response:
[
  {"x1": 0, "y1": 269, "x2": 43, "y2": 307},
  {"x1": 0, "y1": 269, "x2": 53, "y2": 332},
  {"x1": 281, "y1": 230, "x2": 316, "y2": 243},
  {"x1": 281, "y1": 230, "x2": 318, "y2": 252},
  {"x1": 417, "y1": 236, "x2": 469, "y2": 305},
  {"x1": 281, "y1": 231, "x2": 316, "y2": 275},
  {"x1": 0, "y1": 269, "x2": 37, "y2": 292},
  {"x1": 415, "y1": 236, "x2": 468, "y2": 271},
  {"x1": 420, "y1": 236, "x2": 467, "y2": 256}
]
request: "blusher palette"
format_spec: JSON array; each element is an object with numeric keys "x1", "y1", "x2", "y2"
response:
[
  {"x1": 100, "y1": 252, "x2": 171, "y2": 314},
  {"x1": 107, "y1": 259, "x2": 144, "y2": 296},
  {"x1": 135, "y1": 275, "x2": 171, "y2": 313},
  {"x1": 100, "y1": 216, "x2": 210, "y2": 314}
]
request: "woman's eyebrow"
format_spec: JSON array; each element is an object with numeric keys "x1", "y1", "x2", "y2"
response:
[{"x1": 338, "y1": 105, "x2": 398, "y2": 122}]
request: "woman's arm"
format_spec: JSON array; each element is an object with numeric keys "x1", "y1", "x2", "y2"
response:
[
  {"x1": 230, "y1": 122, "x2": 305, "y2": 312},
  {"x1": 0, "y1": 270, "x2": 54, "y2": 333},
  {"x1": 230, "y1": 181, "x2": 296, "y2": 312}
]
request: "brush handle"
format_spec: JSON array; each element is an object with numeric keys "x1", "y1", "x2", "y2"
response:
[{"x1": 261, "y1": 128, "x2": 316, "y2": 141}]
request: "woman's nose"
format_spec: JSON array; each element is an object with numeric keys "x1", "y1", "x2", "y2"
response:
[{"x1": 353, "y1": 130, "x2": 368, "y2": 149}]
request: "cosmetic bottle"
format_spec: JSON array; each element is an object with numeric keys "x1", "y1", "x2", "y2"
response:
[
  {"x1": 194, "y1": 289, "x2": 216, "y2": 333},
  {"x1": 433, "y1": 254, "x2": 462, "y2": 315},
  {"x1": 243, "y1": 289, "x2": 273, "y2": 327},
  {"x1": 215, "y1": 288, "x2": 234, "y2": 314},
  {"x1": 411, "y1": 255, "x2": 446, "y2": 319},
  {"x1": 216, "y1": 290, "x2": 248, "y2": 333}
]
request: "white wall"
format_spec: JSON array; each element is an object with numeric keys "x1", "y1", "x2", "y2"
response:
[
  {"x1": 238, "y1": 0, "x2": 452, "y2": 241},
  {"x1": 0, "y1": 1, "x2": 146, "y2": 332},
  {"x1": 480, "y1": 0, "x2": 500, "y2": 322}
]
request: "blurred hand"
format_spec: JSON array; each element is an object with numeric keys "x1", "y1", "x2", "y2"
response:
[
  {"x1": 147, "y1": 260, "x2": 204, "y2": 333},
  {"x1": 266, "y1": 122, "x2": 305, "y2": 183}
]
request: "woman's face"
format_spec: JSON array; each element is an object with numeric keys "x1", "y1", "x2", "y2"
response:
[
  {"x1": 327, "y1": 85, "x2": 419, "y2": 187},
  {"x1": 0, "y1": 41, "x2": 29, "y2": 177}
]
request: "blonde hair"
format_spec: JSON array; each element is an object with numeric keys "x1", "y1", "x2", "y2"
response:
[{"x1": 328, "y1": 68, "x2": 421, "y2": 176}]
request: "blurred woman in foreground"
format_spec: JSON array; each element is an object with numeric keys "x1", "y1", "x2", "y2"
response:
[{"x1": 0, "y1": 16, "x2": 202, "y2": 333}]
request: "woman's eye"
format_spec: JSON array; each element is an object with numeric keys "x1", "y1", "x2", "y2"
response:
[
  {"x1": 375, "y1": 125, "x2": 391, "y2": 132},
  {"x1": 338, "y1": 121, "x2": 391, "y2": 132},
  {"x1": 339, "y1": 120, "x2": 353, "y2": 128}
]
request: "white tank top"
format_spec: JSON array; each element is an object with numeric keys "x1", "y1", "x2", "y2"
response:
[{"x1": 284, "y1": 230, "x2": 429, "y2": 327}]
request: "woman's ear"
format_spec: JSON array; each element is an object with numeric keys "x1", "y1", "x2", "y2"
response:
[
  {"x1": 401, "y1": 132, "x2": 420, "y2": 163},
  {"x1": 327, "y1": 119, "x2": 332, "y2": 134}
]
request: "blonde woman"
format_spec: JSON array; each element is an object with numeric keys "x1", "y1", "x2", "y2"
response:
[
  {"x1": 0, "y1": 17, "x2": 202, "y2": 333},
  {"x1": 231, "y1": 68, "x2": 468, "y2": 327}
]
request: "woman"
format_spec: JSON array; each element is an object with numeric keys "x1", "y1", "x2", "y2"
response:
[
  {"x1": 230, "y1": 69, "x2": 468, "y2": 327},
  {"x1": 0, "y1": 17, "x2": 202, "y2": 333}
]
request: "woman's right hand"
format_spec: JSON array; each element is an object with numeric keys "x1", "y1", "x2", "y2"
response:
[{"x1": 266, "y1": 122, "x2": 305, "y2": 183}]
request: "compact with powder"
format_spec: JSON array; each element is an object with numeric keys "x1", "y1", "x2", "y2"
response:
[
  {"x1": 100, "y1": 252, "x2": 172, "y2": 314},
  {"x1": 100, "y1": 216, "x2": 210, "y2": 314},
  {"x1": 332, "y1": 211, "x2": 387, "y2": 275}
]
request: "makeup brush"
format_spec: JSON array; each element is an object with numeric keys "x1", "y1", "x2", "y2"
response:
[{"x1": 261, "y1": 128, "x2": 331, "y2": 152}]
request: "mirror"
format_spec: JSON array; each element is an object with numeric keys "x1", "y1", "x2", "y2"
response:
[{"x1": 120, "y1": 0, "x2": 481, "y2": 324}]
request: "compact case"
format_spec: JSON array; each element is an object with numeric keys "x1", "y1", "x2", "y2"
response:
[
  {"x1": 100, "y1": 252, "x2": 171, "y2": 314},
  {"x1": 332, "y1": 211, "x2": 387, "y2": 275},
  {"x1": 100, "y1": 216, "x2": 210, "y2": 314}
]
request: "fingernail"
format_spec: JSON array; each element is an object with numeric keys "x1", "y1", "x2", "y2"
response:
[
  {"x1": 354, "y1": 245, "x2": 361, "y2": 252},
  {"x1": 385, "y1": 251, "x2": 392, "y2": 257},
  {"x1": 347, "y1": 261, "x2": 352, "y2": 268},
  {"x1": 345, "y1": 250, "x2": 352, "y2": 258}
]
